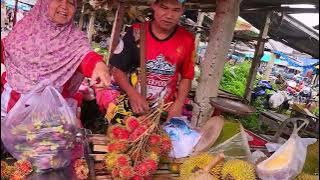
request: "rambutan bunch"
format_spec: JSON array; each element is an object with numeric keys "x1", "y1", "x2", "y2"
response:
[
  {"x1": 108, "y1": 125, "x2": 130, "y2": 141},
  {"x1": 14, "y1": 160, "x2": 33, "y2": 176},
  {"x1": 125, "y1": 117, "x2": 141, "y2": 132},
  {"x1": 1, "y1": 160, "x2": 34, "y2": 180},
  {"x1": 104, "y1": 101, "x2": 174, "y2": 179},
  {"x1": 106, "y1": 141, "x2": 128, "y2": 153},
  {"x1": 129, "y1": 126, "x2": 147, "y2": 141},
  {"x1": 115, "y1": 154, "x2": 131, "y2": 167},
  {"x1": 73, "y1": 159, "x2": 89, "y2": 180},
  {"x1": 159, "y1": 135, "x2": 172, "y2": 155},
  {"x1": 148, "y1": 134, "x2": 161, "y2": 146},
  {"x1": 119, "y1": 166, "x2": 135, "y2": 179},
  {"x1": 105, "y1": 153, "x2": 119, "y2": 171},
  {"x1": 133, "y1": 159, "x2": 158, "y2": 177},
  {"x1": 1, "y1": 161, "x2": 9, "y2": 177}
]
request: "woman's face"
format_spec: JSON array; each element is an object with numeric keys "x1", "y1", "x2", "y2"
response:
[{"x1": 48, "y1": 0, "x2": 75, "y2": 25}]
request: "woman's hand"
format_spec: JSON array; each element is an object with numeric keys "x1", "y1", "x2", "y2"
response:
[{"x1": 91, "y1": 62, "x2": 111, "y2": 90}]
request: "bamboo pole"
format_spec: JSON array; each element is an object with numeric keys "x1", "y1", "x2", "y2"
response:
[
  {"x1": 244, "y1": 12, "x2": 272, "y2": 102},
  {"x1": 13, "y1": 0, "x2": 18, "y2": 26},
  {"x1": 194, "y1": 11, "x2": 205, "y2": 64},
  {"x1": 78, "y1": 0, "x2": 85, "y2": 30},
  {"x1": 263, "y1": 52, "x2": 276, "y2": 80},
  {"x1": 87, "y1": 11, "x2": 96, "y2": 43},
  {"x1": 106, "y1": 1, "x2": 126, "y2": 64}
]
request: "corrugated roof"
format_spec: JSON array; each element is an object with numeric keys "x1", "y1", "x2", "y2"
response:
[
  {"x1": 101, "y1": 0, "x2": 320, "y2": 57},
  {"x1": 241, "y1": 12, "x2": 319, "y2": 58}
]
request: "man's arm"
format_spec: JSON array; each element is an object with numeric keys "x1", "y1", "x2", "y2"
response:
[
  {"x1": 110, "y1": 26, "x2": 149, "y2": 114},
  {"x1": 167, "y1": 78, "x2": 191, "y2": 119},
  {"x1": 112, "y1": 67, "x2": 150, "y2": 114},
  {"x1": 112, "y1": 67, "x2": 139, "y2": 99},
  {"x1": 167, "y1": 34, "x2": 195, "y2": 119},
  {"x1": 175, "y1": 78, "x2": 192, "y2": 104}
]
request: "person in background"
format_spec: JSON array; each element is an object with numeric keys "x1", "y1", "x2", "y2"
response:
[
  {"x1": 110, "y1": 0, "x2": 195, "y2": 120},
  {"x1": 1, "y1": 2, "x2": 8, "y2": 31},
  {"x1": 1, "y1": 0, "x2": 111, "y2": 126}
]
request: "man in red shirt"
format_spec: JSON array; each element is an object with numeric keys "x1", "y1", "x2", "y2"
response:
[{"x1": 110, "y1": 0, "x2": 195, "y2": 119}]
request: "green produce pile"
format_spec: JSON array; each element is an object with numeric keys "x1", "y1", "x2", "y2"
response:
[
  {"x1": 92, "y1": 42, "x2": 109, "y2": 59},
  {"x1": 312, "y1": 107, "x2": 319, "y2": 117},
  {"x1": 219, "y1": 61, "x2": 251, "y2": 97}
]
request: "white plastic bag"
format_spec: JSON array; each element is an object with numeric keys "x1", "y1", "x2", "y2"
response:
[
  {"x1": 256, "y1": 120, "x2": 317, "y2": 180},
  {"x1": 1, "y1": 82, "x2": 79, "y2": 171},
  {"x1": 163, "y1": 117, "x2": 202, "y2": 158}
]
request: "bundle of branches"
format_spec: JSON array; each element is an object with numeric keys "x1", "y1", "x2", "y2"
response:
[{"x1": 104, "y1": 102, "x2": 173, "y2": 179}]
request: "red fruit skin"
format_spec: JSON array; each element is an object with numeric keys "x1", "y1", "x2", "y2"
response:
[
  {"x1": 145, "y1": 160, "x2": 158, "y2": 172},
  {"x1": 134, "y1": 163, "x2": 150, "y2": 177},
  {"x1": 160, "y1": 139, "x2": 172, "y2": 154},
  {"x1": 148, "y1": 134, "x2": 161, "y2": 145},
  {"x1": 117, "y1": 155, "x2": 130, "y2": 167},
  {"x1": 111, "y1": 168, "x2": 120, "y2": 177},
  {"x1": 132, "y1": 175, "x2": 144, "y2": 180},
  {"x1": 126, "y1": 117, "x2": 140, "y2": 132},
  {"x1": 119, "y1": 166, "x2": 134, "y2": 178}
]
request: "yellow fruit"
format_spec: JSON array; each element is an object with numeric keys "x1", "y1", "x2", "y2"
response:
[
  {"x1": 303, "y1": 141, "x2": 319, "y2": 174},
  {"x1": 168, "y1": 163, "x2": 181, "y2": 174},
  {"x1": 222, "y1": 159, "x2": 256, "y2": 180},
  {"x1": 180, "y1": 153, "x2": 223, "y2": 180},
  {"x1": 263, "y1": 140, "x2": 295, "y2": 170},
  {"x1": 104, "y1": 153, "x2": 118, "y2": 171},
  {"x1": 130, "y1": 72, "x2": 138, "y2": 87},
  {"x1": 188, "y1": 170, "x2": 219, "y2": 180},
  {"x1": 105, "y1": 103, "x2": 117, "y2": 121},
  {"x1": 296, "y1": 173, "x2": 319, "y2": 180}
]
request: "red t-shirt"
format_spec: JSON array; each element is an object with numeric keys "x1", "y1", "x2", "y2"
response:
[{"x1": 110, "y1": 21, "x2": 195, "y2": 105}]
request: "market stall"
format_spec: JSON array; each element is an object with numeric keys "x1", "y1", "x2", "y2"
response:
[{"x1": 1, "y1": 0, "x2": 319, "y2": 179}]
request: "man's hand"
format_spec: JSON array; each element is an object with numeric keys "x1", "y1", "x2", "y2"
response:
[
  {"x1": 91, "y1": 62, "x2": 111, "y2": 90},
  {"x1": 128, "y1": 91, "x2": 150, "y2": 115},
  {"x1": 167, "y1": 101, "x2": 184, "y2": 120}
]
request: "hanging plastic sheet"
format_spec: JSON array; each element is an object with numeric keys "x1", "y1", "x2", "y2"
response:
[{"x1": 209, "y1": 125, "x2": 253, "y2": 162}]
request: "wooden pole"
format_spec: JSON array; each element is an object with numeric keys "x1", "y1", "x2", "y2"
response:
[
  {"x1": 191, "y1": 0, "x2": 242, "y2": 127},
  {"x1": 13, "y1": 0, "x2": 18, "y2": 26},
  {"x1": 263, "y1": 52, "x2": 276, "y2": 80},
  {"x1": 244, "y1": 12, "x2": 272, "y2": 102},
  {"x1": 87, "y1": 11, "x2": 96, "y2": 43},
  {"x1": 195, "y1": 11, "x2": 205, "y2": 64},
  {"x1": 106, "y1": 1, "x2": 126, "y2": 64},
  {"x1": 78, "y1": 0, "x2": 85, "y2": 30}
]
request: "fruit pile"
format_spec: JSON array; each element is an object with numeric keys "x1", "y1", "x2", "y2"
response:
[
  {"x1": 104, "y1": 103, "x2": 173, "y2": 179},
  {"x1": 179, "y1": 153, "x2": 256, "y2": 180},
  {"x1": 1, "y1": 160, "x2": 33, "y2": 179},
  {"x1": 73, "y1": 159, "x2": 89, "y2": 180}
]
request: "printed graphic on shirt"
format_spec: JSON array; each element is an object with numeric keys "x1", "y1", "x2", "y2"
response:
[{"x1": 146, "y1": 54, "x2": 176, "y2": 104}]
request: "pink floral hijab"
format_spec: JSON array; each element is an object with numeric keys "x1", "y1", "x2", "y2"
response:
[{"x1": 4, "y1": 0, "x2": 91, "y2": 93}]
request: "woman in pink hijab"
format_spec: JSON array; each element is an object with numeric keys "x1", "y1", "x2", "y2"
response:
[{"x1": 1, "y1": 0, "x2": 110, "y2": 122}]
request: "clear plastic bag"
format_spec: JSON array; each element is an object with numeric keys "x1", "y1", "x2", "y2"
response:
[
  {"x1": 209, "y1": 125, "x2": 252, "y2": 162},
  {"x1": 256, "y1": 120, "x2": 317, "y2": 180},
  {"x1": 1, "y1": 83, "x2": 79, "y2": 171}
]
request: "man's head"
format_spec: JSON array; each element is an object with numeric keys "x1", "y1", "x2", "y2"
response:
[{"x1": 152, "y1": 0, "x2": 185, "y2": 31}]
